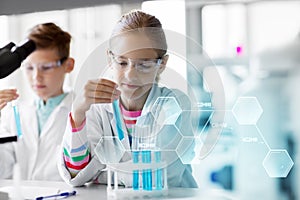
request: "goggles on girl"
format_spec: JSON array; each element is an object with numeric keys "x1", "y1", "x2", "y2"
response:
[{"x1": 108, "y1": 51, "x2": 162, "y2": 73}]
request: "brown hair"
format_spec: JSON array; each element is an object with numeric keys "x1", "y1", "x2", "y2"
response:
[
  {"x1": 110, "y1": 10, "x2": 167, "y2": 57},
  {"x1": 27, "y1": 22, "x2": 71, "y2": 58}
]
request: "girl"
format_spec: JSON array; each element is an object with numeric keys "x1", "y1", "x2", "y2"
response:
[{"x1": 60, "y1": 10, "x2": 198, "y2": 188}]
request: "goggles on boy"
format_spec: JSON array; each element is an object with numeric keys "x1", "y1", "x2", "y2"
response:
[
  {"x1": 108, "y1": 51, "x2": 162, "y2": 73},
  {"x1": 22, "y1": 57, "x2": 67, "y2": 74}
]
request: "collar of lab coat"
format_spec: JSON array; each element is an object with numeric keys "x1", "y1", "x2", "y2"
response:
[
  {"x1": 28, "y1": 91, "x2": 74, "y2": 109},
  {"x1": 58, "y1": 91, "x2": 74, "y2": 110},
  {"x1": 38, "y1": 91, "x2": 74, "y2": 137}
]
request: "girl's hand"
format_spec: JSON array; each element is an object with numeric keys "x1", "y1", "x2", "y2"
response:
[
  {"x1": 72, "y1": 78, "x2": 121, "y2": 127},
  {"x1": 0, "y1": 89, "x2": 19, "y2": 110}
]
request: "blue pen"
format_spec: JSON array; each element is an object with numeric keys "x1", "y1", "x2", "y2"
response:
[
  {"x1": 35, "y1": 191, "x2": 76, "y2": 200},
  {"x1": 112, "y1": 99, "x2": 124, "y2": 140},
  {"x1": 12, "y1": 100, "x2": 22, "y2": 138}
]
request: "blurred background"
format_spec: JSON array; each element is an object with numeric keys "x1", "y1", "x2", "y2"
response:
[{"x1": 0, "y1": 0, "x2": 299, "y2": 199}]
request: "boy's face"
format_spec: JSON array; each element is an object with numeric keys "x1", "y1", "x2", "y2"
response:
[{"x1": 23, "y1": 49, "x2": 73, "y2": 101}]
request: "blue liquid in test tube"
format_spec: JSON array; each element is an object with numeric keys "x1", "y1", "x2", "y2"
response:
[
  {"x1": 132, "y1": 151, "x2": 139, "y2": 190},
  {"x1": 142, "y1": 150, "x2": 152, "y2": 191},
  {"x1": 112, "y1": 100, "x2": 124, "y2": 140},
  {"x1": 155, "y1": 151, "x2": 162, "y2": 190},
  {"x1": 12, "y1": 101, "x2": 22, "y2": 138}
]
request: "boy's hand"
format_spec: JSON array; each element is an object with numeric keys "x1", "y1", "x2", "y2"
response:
[{"x1": 0, "y1": 89, "x2": 19, "y2": 110}]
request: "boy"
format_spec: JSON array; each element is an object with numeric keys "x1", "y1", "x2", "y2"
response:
[{"x1": 0, "y1": 22, "x2": 74, "y2": 181}]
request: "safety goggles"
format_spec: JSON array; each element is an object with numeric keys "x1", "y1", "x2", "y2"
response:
[
  {"x1": 22, "y1": 57, "x2": 67, "y2": 74},
  {"x1": 108, "y1": 51, "x2": 162, "y2": 73}
]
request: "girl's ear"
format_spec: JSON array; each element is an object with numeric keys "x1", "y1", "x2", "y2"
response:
[
  {"x1": 64, "y1": 58, "x2": 75, "y2": 73},
  {"x1": 157, "y1": 54, "x2": 169, "y2": 74},
  {"x1": 106, "y1": 50, "x2": 113, "y2": 67},
  {"x1": 161, "y1": 54, "x2": 169, "y2": 66}
]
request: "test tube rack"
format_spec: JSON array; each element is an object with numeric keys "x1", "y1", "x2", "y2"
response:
[{"x1": 106, "y1": 161, "x2": 168, "y2": 198}]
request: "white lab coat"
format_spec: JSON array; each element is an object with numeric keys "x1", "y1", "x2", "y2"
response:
[
  {"x1": 0, "y1": 92, "x2": 73, "y2": 181},
  {"x1": 59, "y1": 85, "x2": 198, "y2": 188}
]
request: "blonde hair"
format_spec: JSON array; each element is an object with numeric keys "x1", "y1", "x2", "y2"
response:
[{"x1": 110, "y1": 10, "x2": 167, "y2": 57}]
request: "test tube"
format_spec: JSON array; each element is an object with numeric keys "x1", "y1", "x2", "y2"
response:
[
  {"x1": 112, "y1": 99, "x2": 124, "y2": 140},
  {"x1": 155, "y1": 150, "x2": 163, "y2": 190},
  {"x1": 132, "y1": 151, "x2": 139, "y2": 190},
  {"x1": 12, "y1": 100, "x2": 22, "y2": 138},
  {"x1": 146, "y1": 150, "x2": 152, "y2": 191},
  {"x1": 132, "y1": 127, "x2": 140, "y2": 190},
  {"x1": 136, "y1": 125, "x2": 154, "y2": 191},
  {"x1": 142, "y1": 150, "x2": 152, "y2": 190}
]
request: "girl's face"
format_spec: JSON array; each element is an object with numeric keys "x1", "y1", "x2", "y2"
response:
[
  {"x1": 109, "y1": 33, "x2": 166, "y2": 104},
  {"x1": 22, "y1": 49, "x2": 74, "y2": 102}
]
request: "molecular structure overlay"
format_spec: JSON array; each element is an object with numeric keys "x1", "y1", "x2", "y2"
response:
[{"x1": 74, "y1": 28, "x2": 293, "y2": 179}]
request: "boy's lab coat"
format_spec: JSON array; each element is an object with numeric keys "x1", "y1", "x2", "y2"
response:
[
  {"x1": 0, "y1": 92, "x2": 73, "y2": 180},
  {"x1": 59, "y1": 85, "x2": 198, "y2": 188}
]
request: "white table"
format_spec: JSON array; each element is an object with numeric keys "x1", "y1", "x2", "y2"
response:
[{"x1": 0, "y1": 180, "x2": 237, "y2": 200}]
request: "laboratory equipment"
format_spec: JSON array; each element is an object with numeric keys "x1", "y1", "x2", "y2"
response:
[
  {"x1": 0, "y1": 136, "x2": 17, "y2": 144},
  {"x1": 112, "y1": 99, "x2": 124, "y2": 140},
  {"x1": 12, "y1": 100, "x2": 22, "y2": 138},
  {"x1": 132, "y1": 151, "x2": 139, "y2": 190},
  {"x1": 0, "y1": 40, "x2": 35, "y2": 79},
  {"x1": 106, "y1": 155, "x2": 168, "y2": 198},
  {"x1": 154, "y1": 150, "x2": 163, "y2": 190},
  {"x1": 0, "y1": 100, "x2": 23, "y2": 144},
  {"x1": 106, "y1": 125, "x2": 168, "y2": 198}
]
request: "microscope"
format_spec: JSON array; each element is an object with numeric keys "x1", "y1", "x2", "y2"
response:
[
  {"x1": 0, "y1": 40, "x2": 35, "y2": 78},
  {"x1": 0, "y1": 40, "x2": 36, "y2": 144}
]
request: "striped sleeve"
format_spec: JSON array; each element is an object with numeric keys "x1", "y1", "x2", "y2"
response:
[
  {"x1": 120, "y1": 104, "x2": 142, "y2": 147},
  {"x1": 63, "y1": 113, "x2": 90, "y2": 177}
]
